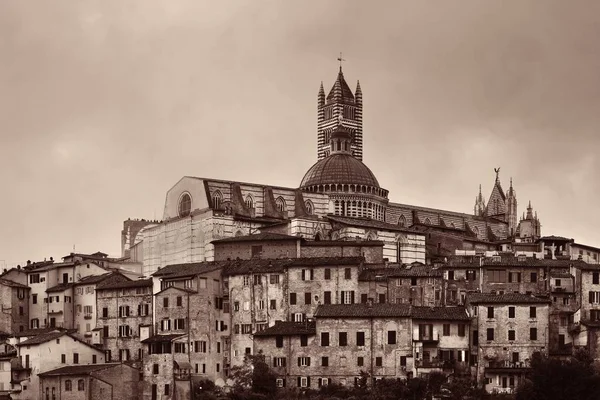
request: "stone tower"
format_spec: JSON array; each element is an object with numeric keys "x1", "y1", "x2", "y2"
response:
[
  {"x1": 474, "y1": 184, "x2": 486, "y2": 216},
  {"x1": 317, "y1": 66, "x2": 363, "y2": 161},
  {"x1": 506, "y1": 178, "x2": 518, "y2": 236}
]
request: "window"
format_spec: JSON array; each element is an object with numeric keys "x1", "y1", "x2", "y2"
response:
[
  {"x1": 258, "y1": 300, "x2": 264, "y2": 310},
  {"x1": 92, "y1": 355, "x2": 97, "y2": 364},
  {"x1": 61, "y1": 354, "x2": 66, "y2": 363},
  {"x1": 593, "y1": 272, "x2": 600, "y2": 285},
  {"x1": 273, "y1": 357, "x2": 286, "y2": 367},
  {"x1": 344, "y1": 268, "x2": 352, "y2": 279},
  {"x1": 194, "y1": 341, "x2": 207, "y2": 353},
  {"x1": 298, "y1": 357, "x2": 310, "y2": 367},
  {"x1": 530, "y1": 328, "x2": 538, "y2": 340},
  {"x1": 289, "y1": 293, "x2": 296, "y2": 305},
  {"x1": 375, "y1": 357, "x2": 382, "y2": 367},
  {"x1": 174, "y1": 343, "x2": 186, "y2": 353},
  {"x1": 269, "y1": 274, "x2": 280, "y2": 284},
  {"x1": 341, "y1": 290, "x2": 354, "y2": 304},
  {"x1": 118, "y1": 325, "x2": 131, "y2": 337},
  {"x1": 245, "y1": 195, "x2": 254, "y2": 209},
  {"x1": 555, "y1": 279, "x2": 562, "y2": 287},
  {"x1": 251, "y1": 246, "x2": 262, "y2": 258},
  {"x1": 531, "y1": 272, "x2": 538, "y2": 282},
  {"x1": 118, "y1": 306, "x2": 130, "y2": 318},
  {"x1": 73, "y1": 353, "x2": 79, "y2": 364},
  {"x1": 530, "y1": 307, "x2": 537, "y2": 318},
  {"x1": 163, "y1": 297, "x2": 169, "y2": 308},
  {"x1": 339, "y1": 332, "x2": 347, "y2": 346},
  {"x1": 458, "y1": 324, "x2": 466, "y2": 337},
  {"x1": 275, "y1": 196, "x2": 285, "y2": 212},
  {"x1": 322, "y1": 357, "x2": 329, "y2": 367},
  {"x1": 300, "y1": 335, "x2": 308, "y2": 347},
  {"x1": 508, "y1": 330, "x2": 515, "y2": 341},
  {"x1": 305, "y1": 200, "x2": 313, "y2": 215},
  {"x1": 65, "y1": 380, "x2": 72, "y2": 391},
  {"x1": 590, "y1": 291, "x2": 600, "y2": 304},
  {"x1": 324, "y1": 291, "x2": 331, "y2": 304},
  {"x1": 324, "y1": 269, "x2": 331, "y2": 280},
  {"x1": 356, "y1": 331, "x2": 365, "y2": 346},
  {"x1": 488, "y1": 269, "x2": 506, "y2": 283},
  {"x1": 242, "y1": 324, "x2": 252, "y2": 334},
  {"x1": 176, "y1": 296, "x2": 182, "y2": 307},
  {"x1": 487, "y1": 307, "x2": 494, "y2": 319},
  {"x1": 466, "y1": 270, "x2": 476, "y2": 281},
  {"x1": 448, "y1": 271, "x2": 454, "y2": 281},
  {"x1": 443, "y1": 324, "x2": 450, "y2": 336},
  {"x1": 32, "y1": 294, "x2": 37, "y2": 304},
  {"x1": 509, "y1": 306, "x2": 515, "y2": 318},
  {"x1": 304, "y1": 292, "x2": 311, "y2": 305},
  {"x1": 473, "y1": 330, "x2": 479, "y2": 346},
  {"x1": 321, "y1": 332, "x2": 329, "y2": 346},
  {"x1": 388, "y1": 330, "x2": 397, "y2": 344},
  {"x1": 357, "y1": 356, "x2": 364, "y2": 366},
  {"x1": 77, "y1": 379, "x2": 84, "y2": 391},
  {"x1": 234, "y1": 301, "x2": 240, "y2": 311},
  {"x1": 301, "y1": 269, "x2": 314, "y2": 281},
  {"x1": 269, "y1": 299, "x2": 276, "y2": 310},
  {"x1": 276, "y1": 336, "x2": 283, "y2": 348},
  {"x1": 153, "y1": 364, "x2": 159, "y2": 374},
  {"x1": 165, "y1": 384, "x2": 170, "y2": 396},
  {"x1": 486, "y1": 328, "x2": 494, "y2": 341},
  {"x1": 178, "y1": 193, "x2": 192, "y2": 217}
]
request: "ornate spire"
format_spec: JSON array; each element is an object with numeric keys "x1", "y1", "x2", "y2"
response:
[{"x1": 318, "y1": 81, "x2": 325, "y2": 106}]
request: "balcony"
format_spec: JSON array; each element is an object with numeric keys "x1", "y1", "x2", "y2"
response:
[
  {"x1": 413, "y1": 332, "x2": 440, "y2": 343},
  {"x1": 415, "y1": 359, "x2": 443, "y2": 368},
  {"x1": 485, "y1": 360, "x2": 531, "y2": 372},
  {"x1": 84, "y1": 313, "x2": 93, "y2": 320}
]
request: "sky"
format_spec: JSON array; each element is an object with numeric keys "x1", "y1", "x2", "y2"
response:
[{"x1": 1, "y1": 0, "x2": 599, "y2": 267}]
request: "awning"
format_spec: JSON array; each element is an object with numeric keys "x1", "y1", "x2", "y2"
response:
[{"x1": 174, "y1": 360, "x2": 192, "y2": 370}]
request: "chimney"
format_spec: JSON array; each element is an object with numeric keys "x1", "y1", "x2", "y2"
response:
[
  {"x1": 27, "y1": 260, "x2": 31, "y2": 266},
  {"x1": 50, "y1": 257, "x2": 53, "y2": 261}
]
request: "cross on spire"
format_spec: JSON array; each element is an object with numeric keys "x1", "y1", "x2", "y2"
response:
[{"x1": 337, "y1": 52, "x2": 346, "y2": 71}]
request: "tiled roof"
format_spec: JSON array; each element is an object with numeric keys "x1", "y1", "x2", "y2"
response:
[
  {"x1": 11, "y1": 327, "x2": 66, "y2": 338},
  {"x1": 155, "y1": 286, "x2": 196, "y2": 295},
  {"x1": 46, "y1": 283, "x2": 74, "y2": 293},
  {"x1": 540, "y1": 236, "x2": 573, "y2": 242},
  {"x1": 222, "y1": 259, "x2": 287, "y2": 276},
  {"x1": 411, "y1": 306, "x2": 470, "y2": 321},
  {"x1": 446, "y1": 254, "x2": 590, "y2": 269},
  {"x1": 549, "y1": 272, "x2": 572, "y2": 279},
  {"x1": 141, "y1": 334, "x2": 186, "y2": 344},
  {"x1": 359, "y1": 264, "x2": 442, "y2": 281},
  {"x1": 97, "y1": 277, "x2": 152, "y2": 290},
  {"x1": 27, "y1": 261, "x2": 77, "y2": 272},
  {"x1": 211, "y1": 232, "x2": 301, "y2": 244},
  {"x1": 467, "y1": 293, "x2": 551, "y2": 304},
  {"x1": 17, "y1": 331, "x2": 66, "y2": 346},
  {"x1": 254, "y1": 321, "x2": 316, "y2": 337},
  {"x1": 22, "y1": 260, "x2": 55, "y2": 271},
  {"x1": 284, "y1": 256, "x2": 364, "y2": 267},
  {"x1": 326, "y1": 215, "x2": 418, "y2": 234},
  {"x1": 302, "y1": 240, "x2": 384, "y2": 247},
  {"x1": 74, "y1": 273, "x2": 114, "y2": 285},
  {"x1": 39, "y1": 363, "x2": 121, "y2": 377},
  {"x1": 315, "y1": 303, "x2": 411, "y2": 318},
  {"x1": 0, "y1": 278, "x2": 29, "y2": 289},
  {"x1": 153, "y1": 261, "x2": 226, "y2": 278},
  {"x1": 572, "y1": 242, "x2": 600, "y2": 253}
]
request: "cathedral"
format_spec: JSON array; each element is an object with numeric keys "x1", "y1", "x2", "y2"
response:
[{"x1": 122, "y1": 64, "x2": 542, "y2": 277}]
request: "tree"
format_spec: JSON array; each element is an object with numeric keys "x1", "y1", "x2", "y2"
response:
[
  {"x1": 228, "y1": 351, "x2": 277, "y2": 397},
  {"x1": 515, "y1": 351, "x2": 600, "y2": 400}
]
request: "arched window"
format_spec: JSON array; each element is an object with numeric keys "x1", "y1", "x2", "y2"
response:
[
  {"x1": 424, "y1": 217, "x2": 431, "y2": 225},
  {"x1": 245, "y1": 195, "x2": 254, "y2": 209},
  {"x1": 178, "y1": 193, "x2": 192, "y2": 218},
  {"x1": 473, "y1": 226, "x2": 480, "y2": 237},
  {"x1": 305, "y1": 200, "x2": 314, "y2": 215},
  {"x1": 275, "y1": 197, "x2": 286, "y2": 212},
  {"x1": 398, "y1": 215, "x2": 406, "y2": 227},
  {"x1": 315, "y1": 232, "x2": 322, "y2": 241},
  {"x1": 212, "y1": 191, "x2": 223, "y2": 210},
  {"x1": 77, "y1": 379, "x2": 85, "y2": 391},
  {"x1": 65, "y1": 380, "x2": 72, "y2": 391}
]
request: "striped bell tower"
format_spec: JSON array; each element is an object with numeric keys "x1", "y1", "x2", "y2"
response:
[{"x1": 317, "y1": 58, "x2": 363, "y2": 161}]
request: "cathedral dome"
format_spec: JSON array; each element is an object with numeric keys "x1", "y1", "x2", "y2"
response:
[{"x1": 300, "y1": 153, "x2": 380, "y2": 189}]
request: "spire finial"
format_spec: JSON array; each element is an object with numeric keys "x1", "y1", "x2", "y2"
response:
[
  {"x1": 337, "y1": 52, "x2": 345, "y2": 72},
  {"x1": 510, "y1": 177, "x2": 513, "y2": 188},
  {"x1": 494, "y1": 167, "x2": 500, "y2": 181}
]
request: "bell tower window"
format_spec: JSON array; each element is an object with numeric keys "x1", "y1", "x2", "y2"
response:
[{"x1": 178, "y1": 193, "x2": 192, "y2": 218}]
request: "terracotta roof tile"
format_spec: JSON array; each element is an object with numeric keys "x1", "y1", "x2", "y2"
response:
[
  {"x1": 254, "y1": 321, "x2": 316, "y2": 337},
  {"x1": 39, "y1": 363, "x2": 122, "y2": 377},
  {"x1": 0, "y1": 278, "x2": 29, "y2": 289},
  {"x1": 411, "y1": 306, "x2": 470, "y2": 321},
  {"x1": 17, "y1": 331, "x2": 66, "y2": 346},
  {"x1": 315, "y1": 303, "x2": 411, "y2": 318},
  {"x1": 46, "y1": 283, "x2": 74, "y2": 293},
  {"x1": 141, "y1": 334, "x2": 186, "y2": 344},
  {"x1": 326, "y1": 215, "x2": 418, "y2": 234},
  {"x1": 153, "y1": 261, "x2": 226, "y2": 278},
  {"x1": 467, "y1": 292, "x2": 551, "y2": 304},
  {"x1": 359, "y1": 264, "x2": 442, "y2": 281},
  {"x1": 97, "y1": 277, "x2": 152, "y2": 290},
  {"x1": 211, "y1": 232, "x2": 300, "y2": 244}
]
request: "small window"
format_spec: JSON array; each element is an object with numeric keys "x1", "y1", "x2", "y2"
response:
[
  {"x1": 487, "y1": 307, "x2": 494, "y2": 319},
  {"x1": 509, "y1": 306, "x2": 515, "y2": 318},
  {"x1": 289, "y1": 293, "x2": 296, "y2": 305},
  {"x1": 443, "y1": 324, "x2": 450, "y2": 336},
  {"x1": 321, "y1": 332, "x2": 329, "y2": 347},
  {"x1": 375, "y1": 357, "x2": 383, "y2": 367},
  {"x1": 530, "y1": 328, "x2": 538, "y2": 340},
  {"x1": 276, "y1": 336, "x2": 284, "y2": 348},
  {"x1": 387, "y1": 330, "x2": 397, "y2": 344},
  {"x1": 356, "y1": 331, "x2": 365, "y2": 346},
  {"x1": 530, "y1": 307, "x2": 537, "y2": 318},
  {"x1": 65, "y1": 380, "x2": 72, "y2": 391},
  {"x1": 487, "y1": 328, "x2": 494, "y2": 341},
  {"x1": 344, "y1": 268, "x2": 352, "y2": 279},
  {"x1": 321, "y1": 357, "x2": 329, "y2": 367},
  {"x1": 508, "y1": 330, "x2": 515, "y2": 341},
  {"x1": 77, "y1": 379, "x2": 84, "y2": 391},
  {"x1": 339, "y1": 332, "x2": 348, "y2": 346},
  {"x1": 357, "y1": 356, "x2": 364, "y2": 366},
  {"x1": 300, "y1": 335, "x2": 308, "y2": 347}
]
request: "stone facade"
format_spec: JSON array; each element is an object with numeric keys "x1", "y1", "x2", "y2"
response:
[
  {"x1": 0, "y1": 279, "x2": 29, "y2": 334},
  {"x1": 466, "y1": 294, "x2": 550, "y2": 395},
  {"x1": 95, "y1": 278, "x2": 153, "y2": 362}
]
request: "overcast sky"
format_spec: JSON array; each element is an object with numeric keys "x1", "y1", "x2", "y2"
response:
[{"x1": 1, "y1": 0, "x2": 599, "y2": 267}]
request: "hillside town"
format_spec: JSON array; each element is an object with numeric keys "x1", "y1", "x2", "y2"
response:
[{"x1": 2, "y1": 65, "x2": 600, "y2": 400}]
